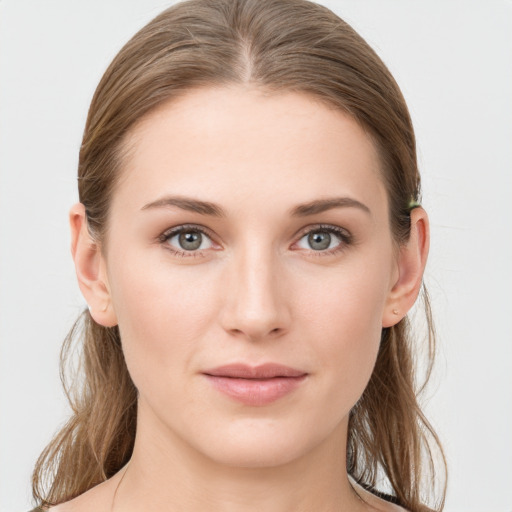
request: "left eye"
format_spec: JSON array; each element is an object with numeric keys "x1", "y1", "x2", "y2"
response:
[
  {"x1": 163, "y1": 228, "x2": 214, "y2": 252},
  {"x1": 296, "y1": 228, "x2": 346, "y2": 252}
]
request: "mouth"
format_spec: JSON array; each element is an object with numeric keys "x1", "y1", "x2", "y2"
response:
[{"x1": 202, "y1": 363, "x2": 308, "y2": 406}]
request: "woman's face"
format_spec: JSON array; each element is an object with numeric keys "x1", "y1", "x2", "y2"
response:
[{"x1": 100, "y1": 86, "x2": 400, "y2": 467}]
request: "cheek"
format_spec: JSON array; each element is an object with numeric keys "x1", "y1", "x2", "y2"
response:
[
  {"x1": 106, "y1": 250, "x2": 218, "y2": 391},
  {"x1": 298, "y1": 259, "x2": 391, "y2": 407}
]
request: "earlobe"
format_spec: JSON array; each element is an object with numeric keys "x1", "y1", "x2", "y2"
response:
[
  {"x1": 70, "y1": 203, "x2": 118, "y2": 327},
  {"x1": 382, "y1": 207, "x2": 430, "y2": 328}
]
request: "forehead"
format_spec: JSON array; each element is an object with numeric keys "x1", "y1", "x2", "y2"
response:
[{"x1": 116, "y1": 86, "x2": 388, "y2": 218}]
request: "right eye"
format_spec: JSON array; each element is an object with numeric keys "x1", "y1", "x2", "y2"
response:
[{"x1": 159, "y1": 225, "x2": 216, "y2": 257}]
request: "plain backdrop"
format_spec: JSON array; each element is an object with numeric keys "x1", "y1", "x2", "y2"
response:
[{"x1": 1, "y1": 1, "x2": 511, "y2": 511}]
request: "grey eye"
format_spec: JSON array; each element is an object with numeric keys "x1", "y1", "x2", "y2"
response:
[
  {"x1": 307, "y1": 232, "x2": 332, "y2": 251},
  {"x1": 296, "y1": 228, "x2": 346, "y2": 252},
  {"x1": 178, "y1": 231, "x2": 203, "y2": 250},
  {"x1": 164, "y1": 228, "x2": 214, "y2": 252}
]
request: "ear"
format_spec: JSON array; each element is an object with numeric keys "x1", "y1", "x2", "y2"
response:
[
  {"x1": 382, "y1": 207, "x2": 430, "y2": 328},
  {"x1": 70, "y1": 203, "x2": 118, "y2": 327}
]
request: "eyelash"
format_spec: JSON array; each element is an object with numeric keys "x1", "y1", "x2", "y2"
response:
[{"x1": 158, "y1": 223, "x2": 353, "y2": 259}]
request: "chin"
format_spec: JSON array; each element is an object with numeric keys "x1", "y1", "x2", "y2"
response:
[
  {"x1": 187, "y1": 416, "x2": 344, "y2": 470},
  {"x1": 204, "y1": 442, "x2": 309, "y2": 469}
]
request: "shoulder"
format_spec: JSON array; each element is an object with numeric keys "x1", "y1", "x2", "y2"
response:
[{"x1": 31, "y1": 470, "x2": 124, "y2": 512}]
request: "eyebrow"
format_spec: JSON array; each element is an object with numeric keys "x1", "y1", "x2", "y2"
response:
[
  {"x1": 289, "y1": 196, "x2": 371, "y2": 217},
  {"x1": 141, "y1": 195, "x2": 371, "y2": 217}
]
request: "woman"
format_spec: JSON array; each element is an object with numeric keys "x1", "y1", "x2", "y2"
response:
[{"x1": 30, "y1": 0, "x2": 446, "y2": 510}]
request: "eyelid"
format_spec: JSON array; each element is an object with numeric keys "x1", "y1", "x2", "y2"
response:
[
  {"x1": 159, "y1": 223, "x2": 217, "y2": 242},
  {"x1": 294, "y1": 223, "x2": 351, "y2": 241}
]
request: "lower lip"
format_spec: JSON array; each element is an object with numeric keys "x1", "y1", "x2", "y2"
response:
[{"x1": 204, "y1": 375, "x2": 307, "y2": 406}]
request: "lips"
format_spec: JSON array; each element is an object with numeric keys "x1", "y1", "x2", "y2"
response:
[{"x1": 202, "y1": 363, "x2": 307, "y2": 406}]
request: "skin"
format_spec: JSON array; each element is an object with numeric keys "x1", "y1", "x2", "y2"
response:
[{"x1": 59, "y1": 86, "x2": 428, "y2": 512}]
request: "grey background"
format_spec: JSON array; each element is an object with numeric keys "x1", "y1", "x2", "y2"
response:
[{"x1": 1, "y1": 1, "x2": 511, "y2": 511}]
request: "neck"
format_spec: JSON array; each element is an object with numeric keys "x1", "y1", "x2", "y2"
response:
[{"x1": 112, "y1": 405, "x2": 366, "y2": 512}]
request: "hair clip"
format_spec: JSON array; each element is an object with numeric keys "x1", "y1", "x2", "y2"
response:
[{"x1": 408, "y1": 199, "x2": 421, "y2": 210}]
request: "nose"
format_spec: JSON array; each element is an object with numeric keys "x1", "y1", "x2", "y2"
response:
[{"x1": 219, "y1": 244, "x2": 291, "y2": 342}]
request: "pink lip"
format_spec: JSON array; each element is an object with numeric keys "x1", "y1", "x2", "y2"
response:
[{"x1": 203, "y1": 363, "x2": 308, "y2": 406}]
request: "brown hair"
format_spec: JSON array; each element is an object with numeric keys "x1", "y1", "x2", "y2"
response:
[{"x1": 33, "y1": 0, "x2": 446, "y2": 510}]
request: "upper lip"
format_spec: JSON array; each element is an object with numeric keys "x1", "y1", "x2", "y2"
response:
[{"x1": 203, "y1": 363, "x2": 307, "y2": 379}]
